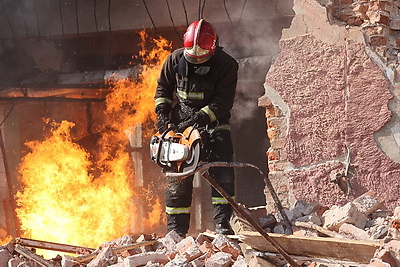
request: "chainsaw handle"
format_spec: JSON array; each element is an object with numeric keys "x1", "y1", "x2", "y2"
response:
[
  {"x1": 160, "y1": 123, "x2": 177, "y2": 138},
  {"x1": 154, "y1": 124, "x2": 178, "y2": 170}
]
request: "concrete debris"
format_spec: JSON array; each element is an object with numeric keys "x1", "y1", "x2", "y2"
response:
[
  {"x1": 322, "y1": 202, "x2": 368, "y2": 231},
  {"x1": 205, "y1": 251, "x2": 232, "y2": 267},
  {"x1": 87, "y1": 246, "x2": 118, "y2": 267},
  {"x1": 0, "y1": 230, "x2": 245, "y2": 267},
  {"x1": 252, "y1": 190, "x2": 400, "y2": 266},
  {"x1": 1, "y1": 191, "x2": 399, "y2": 266},
  {"x1": 352, "y1": 190, "x2": 385, "y2": 216}
]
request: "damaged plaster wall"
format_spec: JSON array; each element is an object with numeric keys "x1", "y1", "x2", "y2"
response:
[{"x1": 260, "y1": 0, "x2": 400, "y2": 211}]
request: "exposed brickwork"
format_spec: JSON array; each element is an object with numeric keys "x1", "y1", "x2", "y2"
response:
[
  {"x1": 332, "y1": 0, "x2": 400, "y2": 63},
  {"x1": 261, "y1": 100, "x2": 292, "y2": 211}
]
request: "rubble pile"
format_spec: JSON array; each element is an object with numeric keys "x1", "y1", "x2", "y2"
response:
[
  {"x1": 241, "y1": 190, "x2": 400, "y2": 266},
  {"x1": 1, "y1": 190, "x2": 400, "y2": 266},
  {"x1": 0, "y1": 231, "x2": 247, "y2": 267}
]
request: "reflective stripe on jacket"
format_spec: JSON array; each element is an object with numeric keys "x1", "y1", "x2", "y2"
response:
[{"x1": 155, "y1": 47, "x2": 238, "y2": 126}]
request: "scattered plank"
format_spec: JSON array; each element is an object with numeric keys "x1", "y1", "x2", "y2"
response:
[
  {"x1": 14, "y1": 244, "x2": 55, "y2": 267},
  {"x1": 14, "y1": 237, "x2": 96, "y2": 254},
  {"x1": 239, "y1": 230, "x2": 383, "y2": 264}
]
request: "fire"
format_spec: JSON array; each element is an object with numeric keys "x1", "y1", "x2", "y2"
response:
[
  {"x1": 16, "y1": 120, "x2": 132, "y2": 248},
  {"x1": 14, "y1": 31, "x2": 172, "y2": 255},
  {"x1": 105, "y1": 30, "x2": 172, "y2": 137}
]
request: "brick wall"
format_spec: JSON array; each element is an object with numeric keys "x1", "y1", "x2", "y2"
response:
[{"x1": 260, "y1": 0, "x2": 400, "y2": 213}]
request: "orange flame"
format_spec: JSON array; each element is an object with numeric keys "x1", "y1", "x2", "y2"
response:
[
  {"x1": 16, "y1": 120, "x2": 133, "y2": 248},
  {"x1": 14, "y1": 31, "x2": 172, "y2": 255}
]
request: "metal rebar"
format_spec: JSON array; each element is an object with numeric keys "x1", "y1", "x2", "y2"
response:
[{"x1": 201, "y1": 171, "x2": 299, "y2": 267}]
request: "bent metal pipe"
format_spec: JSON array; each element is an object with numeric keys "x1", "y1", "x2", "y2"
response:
[{"x1": 166, "y1": 161, "x2": 299, "y2": 267}]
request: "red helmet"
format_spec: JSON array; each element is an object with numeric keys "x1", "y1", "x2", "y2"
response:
[{"x1": 183, "y1": 19, "x2": 217, "y2": 64}]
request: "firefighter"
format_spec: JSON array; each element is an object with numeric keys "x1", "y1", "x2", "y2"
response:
[{"x1": 154, "y1": 19, "x2": 238, "y2": 237}]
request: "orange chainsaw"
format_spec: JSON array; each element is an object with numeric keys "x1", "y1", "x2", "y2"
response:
[{"x1": 150, "y1": 126, "x2": 202, "y2": 173}]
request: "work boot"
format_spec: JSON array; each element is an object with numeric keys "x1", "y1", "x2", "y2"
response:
[
  {"x1": 215, "y1": 221, "x2": 234, "y2": 235},
  {"x1": 213, "y1": 203, "x2": 234, "y2": 235},
  {"x1": 166, "y1": 213, "x2": 190, "y2": 238}
]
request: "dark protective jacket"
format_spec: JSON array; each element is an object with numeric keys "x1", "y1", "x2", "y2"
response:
[
  {"x1": 155, "y1": 47, "x2": 238, "y2": 128},
  {"x1": 155, "y1": 47, "x2": 238, "y2": 236}
]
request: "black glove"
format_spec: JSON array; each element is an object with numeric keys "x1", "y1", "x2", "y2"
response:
[
  {"x1": 177, "y1": 111, "x2": 209, "y2": 132},
  {"x1": 156, "y1": 112, "x2": 174, "y2": 133}
]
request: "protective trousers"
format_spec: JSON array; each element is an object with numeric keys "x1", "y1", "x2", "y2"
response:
[{"x1": 165, "y1": 130, "x2": 235, "y2": 236}]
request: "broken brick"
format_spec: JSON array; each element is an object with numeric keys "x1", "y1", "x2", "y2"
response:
[
  {"x1": 211, "y1": 235, "x2": 231, "y2": 251},
  {"x1": 296, "y1": 212, "x2": 322, "y2": 226},
  {"x1": 198, "y1": 240, "x2": 214, "y2": 256},
  {"x1": 368, "y1": 12, "x2": 390, "y2": 25},
  {"x1": 61, "y1": 255, "x2": 77, "y2": 267},
  {"x1": 391, "y1": 219, "x2": 400, "y2": 230},
  {"x1": 293, "y1": 200, "x2": 320, "y2": 216},
  {"x1": 157, "y1": 230, "x2": 182, "y2": 254},
  {"x1": 374, "y1": 247, "x2": 399, "y2": 266},
  {"x1": 232, "y1": 255, "x2": 247, "y2": 267},
  {"x1": 295, "y1": 227, "x2": 320, "y2": 237},
  {"x1": 166, "y1": 231, "x2": 184, "y2": 244},
  {"x1": 322, "y1": 202, "x2": 368, "y2": 231},
  {"x1": 176, "y1": 237, "x2": 203, "y2": 261},
  {"x1": 369, "y1": 35, "x2": 388, "y2": 46},
  {"x1": 190, "y1": 254, "x2": 207, "y2": 267},
  {"x1": 352, "y1": 190, "x2": 385, "y2": 216},
  {"x1": 164, "y1": 257, "x2": 189, "y2": 266},
  {"x1": 87, "y1": 246, "x2": 118, "y2": 267},
  {"x1": 338, "y1": 223, "x2": 370, "y2": 240},
  {"x1": 205, "y1": 252, "x2": 232, "y2": 267},
  {"x1": 211, "y1": 235, "x2": 241, "y2": 260},
  {"x1": 195, "y1": 233, "x2": 211, "y2": 246},
  {"x1": 266, "y1": 148, "x2": 280, "y2": 161},
  {"x1": 176, "y1": 236, "x2": 197, "y2": 254},
  {"x1": 124, "y1": 252, "x2": 169, "y2": 266}
]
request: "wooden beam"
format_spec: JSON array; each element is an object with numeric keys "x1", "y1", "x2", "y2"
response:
[
  {"x1": 14, "y1": 237, "x2": 96, "y2": 254},
  {"x1": 0, "y1": 87, "x2": 110, "y2": 100},
  {"x1": 0, "y1": 67, "x2": 141, "y2": 100},
  {"x1": 239, "y1": 231, "x2": 383, "y2": 264},
  {"x1": 14, "y1": 244, "x2": 55, "y2": 267}
]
